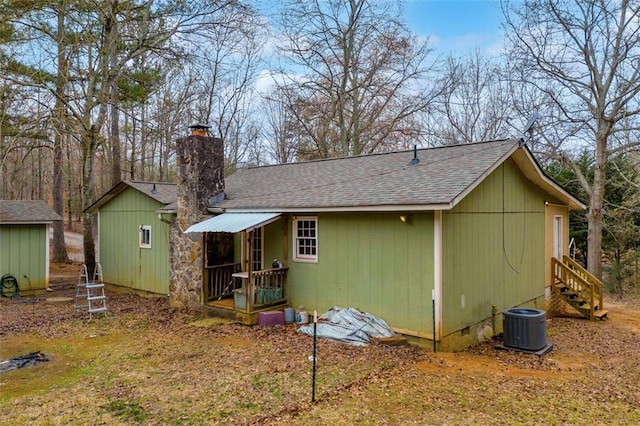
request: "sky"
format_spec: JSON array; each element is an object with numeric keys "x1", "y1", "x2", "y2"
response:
[
  {"x1": 403, "y1": 0, "x2": 505, "y2": 56},
  {"x1": 254, "y1": 0, "x2": 507, "y2": 95}
]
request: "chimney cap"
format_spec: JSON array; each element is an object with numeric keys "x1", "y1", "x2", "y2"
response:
[{"x1": 189, "y1": 123, "x2": 210, "y2": 130}]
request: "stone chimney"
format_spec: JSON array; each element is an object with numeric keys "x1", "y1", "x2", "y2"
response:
[{"x1": 169, "y1": 124, "x2": 224, "y2": 308}]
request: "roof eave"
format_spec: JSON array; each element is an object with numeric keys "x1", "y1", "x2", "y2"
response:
[
  {"x1": 0, "y1": 220, "x2": 59, "y2": 225},
  {"x1": 513, "y1": 147, "x2": 586, "y2": 210},
  {"x1": 85, "y1": 181, "x2": 175, "y2": 214},
  {"x1": 219, "y1": 203, "x2": 453, "y2": 213},
  {"x1": 84, "y1": 181, "x2": 131, "y2": 214}
]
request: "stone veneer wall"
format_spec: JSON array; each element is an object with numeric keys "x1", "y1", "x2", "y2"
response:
[{"x1": 169, "y1": 135, "x2": 224, "y2": 308}]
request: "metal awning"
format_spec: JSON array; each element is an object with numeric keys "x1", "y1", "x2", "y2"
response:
[{"x1": 184, "y1": 212, "x2": 281, "y2": 234}]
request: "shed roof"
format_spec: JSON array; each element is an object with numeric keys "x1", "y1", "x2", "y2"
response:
[
  {"x1": 217, "y1": 139, "x2": 584, "y2": 212},
  {"x1": 84, "y1": 181, "x2": 177, "y2": 213},
  {"x1": 0, "y1": 200, "x2": 62, "y2": 223}
]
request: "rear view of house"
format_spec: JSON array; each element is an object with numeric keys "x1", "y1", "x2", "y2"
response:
[{"x1": 90, "y1": 133, "x2": 598, "y2": 350}]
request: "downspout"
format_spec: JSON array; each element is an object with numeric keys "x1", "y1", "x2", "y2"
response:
[{"x1": 433, "y1": 210, "x2": 443, "y2": 350}]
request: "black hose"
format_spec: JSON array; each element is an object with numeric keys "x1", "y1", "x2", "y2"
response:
[{"x1": 1, "y1": 274, "x2": 19, "y2": 298}]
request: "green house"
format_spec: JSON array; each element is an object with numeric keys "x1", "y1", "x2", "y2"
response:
[
  {"x1": 184, "y1": 139, "x2": 588, "y2": 349},
  {"x1": 90, "y1": 139, "x2": 592, "y2": 350},
  {"x1": 85, "y1": 181, "x2": 176, "y2": 295},
  {"x1": 0, "y1": 200, "x2": 62, "y2": 294}
]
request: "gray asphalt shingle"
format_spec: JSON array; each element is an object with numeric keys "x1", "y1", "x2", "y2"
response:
[
  {"x1": 0, "y1": 200, "x2": 62, "y2": 223},
  {"x1": 220, "y1": 139, "x2": 520, "y2": 210}
]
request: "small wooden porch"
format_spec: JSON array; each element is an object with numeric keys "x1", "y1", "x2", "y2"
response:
[
  {"x1": 196, "y1": 213, "x2": 291, "y2": 325},
  {"x1": 203, "y1": 263, "x2": 289, "y2": 324}
]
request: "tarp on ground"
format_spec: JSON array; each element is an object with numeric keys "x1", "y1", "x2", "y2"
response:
[{"x1": 298, "y1": 306, "x2": 395, "y2": 346}]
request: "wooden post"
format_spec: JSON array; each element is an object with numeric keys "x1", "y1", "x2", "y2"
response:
[
  {"x1": 246, "y1": 229, "x2": 254, "y2": 313},
  {"x1": 282, "y1": 214, "x2": 289, "y2": 268}
]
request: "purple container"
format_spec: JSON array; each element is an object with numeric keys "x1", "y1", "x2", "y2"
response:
[{"x1": 257, "y1": 311, "x2": 284, "y2": 326}]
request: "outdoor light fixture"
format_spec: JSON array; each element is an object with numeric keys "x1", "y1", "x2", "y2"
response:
[{"x1": 400, "y1": 214, "x2": 411, "y2": 223}]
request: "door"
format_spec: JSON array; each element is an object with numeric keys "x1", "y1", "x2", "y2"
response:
[
  {"x1": 553, "y1": 215, "x2": 563, "y2": 260},
  {"x1": 252, "y1": 227, "x2": 263, "y2": 271}
]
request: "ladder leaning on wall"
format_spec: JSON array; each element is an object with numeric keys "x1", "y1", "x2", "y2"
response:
[{"x1": 75, "y1": 263, "x2": 108, "y2": 319}]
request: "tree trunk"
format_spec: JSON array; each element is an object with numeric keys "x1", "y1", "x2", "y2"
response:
[
  {"x1": 52, "y1": 3, "x2": 69, "y2": 263},
  {"x1": 82, "y1": 130, "x2": 98, "y2": 274},
  {"x1": 110, "y1": 91, "x2": 121, "y2": 186},
  {"x1": 586, "y1": 125, "x2": 610, "y2": 280},
  {"x1": 52, "y1": 133, "x2": 69, "y2": 263}
]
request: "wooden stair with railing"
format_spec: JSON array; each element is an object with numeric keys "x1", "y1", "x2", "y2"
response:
[{"x1": 552, "y1": 255, "x2": 608, "y2": 320}]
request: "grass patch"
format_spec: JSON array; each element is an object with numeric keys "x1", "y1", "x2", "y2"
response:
[
  {"x1": 2, "y1": 293, "x2": 639, "y2": 425},
  {"x1": 102, "y1": 399, "x2": 148, "y2": 422}
]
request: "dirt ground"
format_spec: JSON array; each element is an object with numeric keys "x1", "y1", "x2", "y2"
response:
[{"x1": 1, "y1": 263, "x2": 639, "y2": 425}]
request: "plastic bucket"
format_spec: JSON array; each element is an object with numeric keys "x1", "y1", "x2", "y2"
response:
[
  {"x1": 295, "y1": 311, "x2": 309, "y2": 324},
  {"x1": 284, "y1": 307, "x2": 295, "y2": 323}
]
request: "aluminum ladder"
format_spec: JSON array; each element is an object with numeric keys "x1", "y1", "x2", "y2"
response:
[{"x1": 75, "y1": 263, "x2": 108, "y2": 319}]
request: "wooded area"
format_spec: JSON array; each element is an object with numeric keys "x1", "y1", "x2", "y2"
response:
[{"x1": 1, "y1": 0, "x2": 638, "y2": 290}]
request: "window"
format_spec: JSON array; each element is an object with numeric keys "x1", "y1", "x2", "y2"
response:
[
  {"x1": 293, "y1": 216, "x2": 317, "y2": 262},
  {"x1": 139, "y1": 225, "x2": 151, "y2": 249},
  {"x1": 252, "y1": 227, "x2": 263, "y2": 271}
]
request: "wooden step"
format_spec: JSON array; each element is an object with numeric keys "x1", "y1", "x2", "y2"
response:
[{"x1": 594, "y1": 309, "x2": 608, "y2": 319}]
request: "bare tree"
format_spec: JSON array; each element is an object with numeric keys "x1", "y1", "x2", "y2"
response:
[
  {"x1": 52, "y1": 3, "x2": 70, "y2": 262},
  {"x1": 421, "y1": 51, "x2": 513, "y2": 146},
  {"x1": 276, "y1": 0, "x2": 439, "y2": 158},
  {"x1": 187, "y1": 4, "x2": 265, "y2": 169},
  {"x1": 504, "y1": 0, "x2": 640, "y2": 279},
  {"x1": 259, "y1": 87, "x2": 302, "y2": 164}
]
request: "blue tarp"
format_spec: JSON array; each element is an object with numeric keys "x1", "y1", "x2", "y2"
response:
[{"x1": 298, "y1": 306, "x2": 395, "y2": 346}]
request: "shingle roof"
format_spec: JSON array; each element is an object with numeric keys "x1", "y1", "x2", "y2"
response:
[
  {"x1": 0, "y1": 200, "x2": 62, "y2": 223},
  {"x1": 126, "y1": 181, "x2": 177, "y2": 205},
  {"x1": 84, "y1": 181, "x2": 176, "y2": 213},
  {"x1": 220, "y1": 139, "x2": 523, "y2": 211},
  {"x1": 90, "y1": 139, "x2": 585, "y2": 215}
]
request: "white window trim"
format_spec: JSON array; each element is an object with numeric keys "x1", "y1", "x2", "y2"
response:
[
  {"x1": 293, "y1": 216, "x2": 318, "y2": 263},
  {"x1": 139, "y1": 225, "x2": 152, "y2": 249},
  {"x1": 252, "y1": 227, "x2": 264, "y2": 271}
]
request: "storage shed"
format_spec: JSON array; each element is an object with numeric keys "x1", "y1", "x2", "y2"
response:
[
  {"x1": 0, "y1": 200, "x2": 62, "y2": 293},
  {"x1": 84, "y1": 181, "x2": 176, "y2": 295}
]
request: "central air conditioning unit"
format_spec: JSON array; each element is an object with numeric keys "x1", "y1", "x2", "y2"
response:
[{"x1": 503, "y1": 308, "x2": 548, "y2": 351}]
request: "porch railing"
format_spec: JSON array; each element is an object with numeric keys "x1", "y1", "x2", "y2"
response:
[
  {"x1": 252, "y1": 268, "x2": 288, "y2": 307},
  {"x1": 205, "y1": 263, "x2": 241, "y2": 302}
]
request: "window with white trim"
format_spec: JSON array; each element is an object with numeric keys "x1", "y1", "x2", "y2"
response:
[
  {"x1": 293, "y1": 216, "x2": 318, "y2": 262},
  {"x1": 139, "y1": 225, "x2": 152, "y2": 249}
]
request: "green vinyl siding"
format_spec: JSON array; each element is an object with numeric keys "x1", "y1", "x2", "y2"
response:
[
  {"x1": 442, "y1": 158, "x2": 546, "y2": 336},
  {"x1": 285, "y1": 212, "x2": 434, "y2": 334},
  {"x1": 0, "y1": 224, "x2": 48, "y2": 290},
  {"x1": 98, "y1": 187, "x2": 170, "y2": 294}
]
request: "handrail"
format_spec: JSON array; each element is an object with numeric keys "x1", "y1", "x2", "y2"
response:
[
  {"x1": 552, "y1": 258, "x2": 603, "y2": 320},
  {"x1": 568, "y1": 238, "x2": 576, "y2": 260},
  {"x1": 562, "y1": 256, "x2": 602, "y2": 288},
  {"x1": 562, "y1": 255, "x2": 604, "y2": 315}
]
